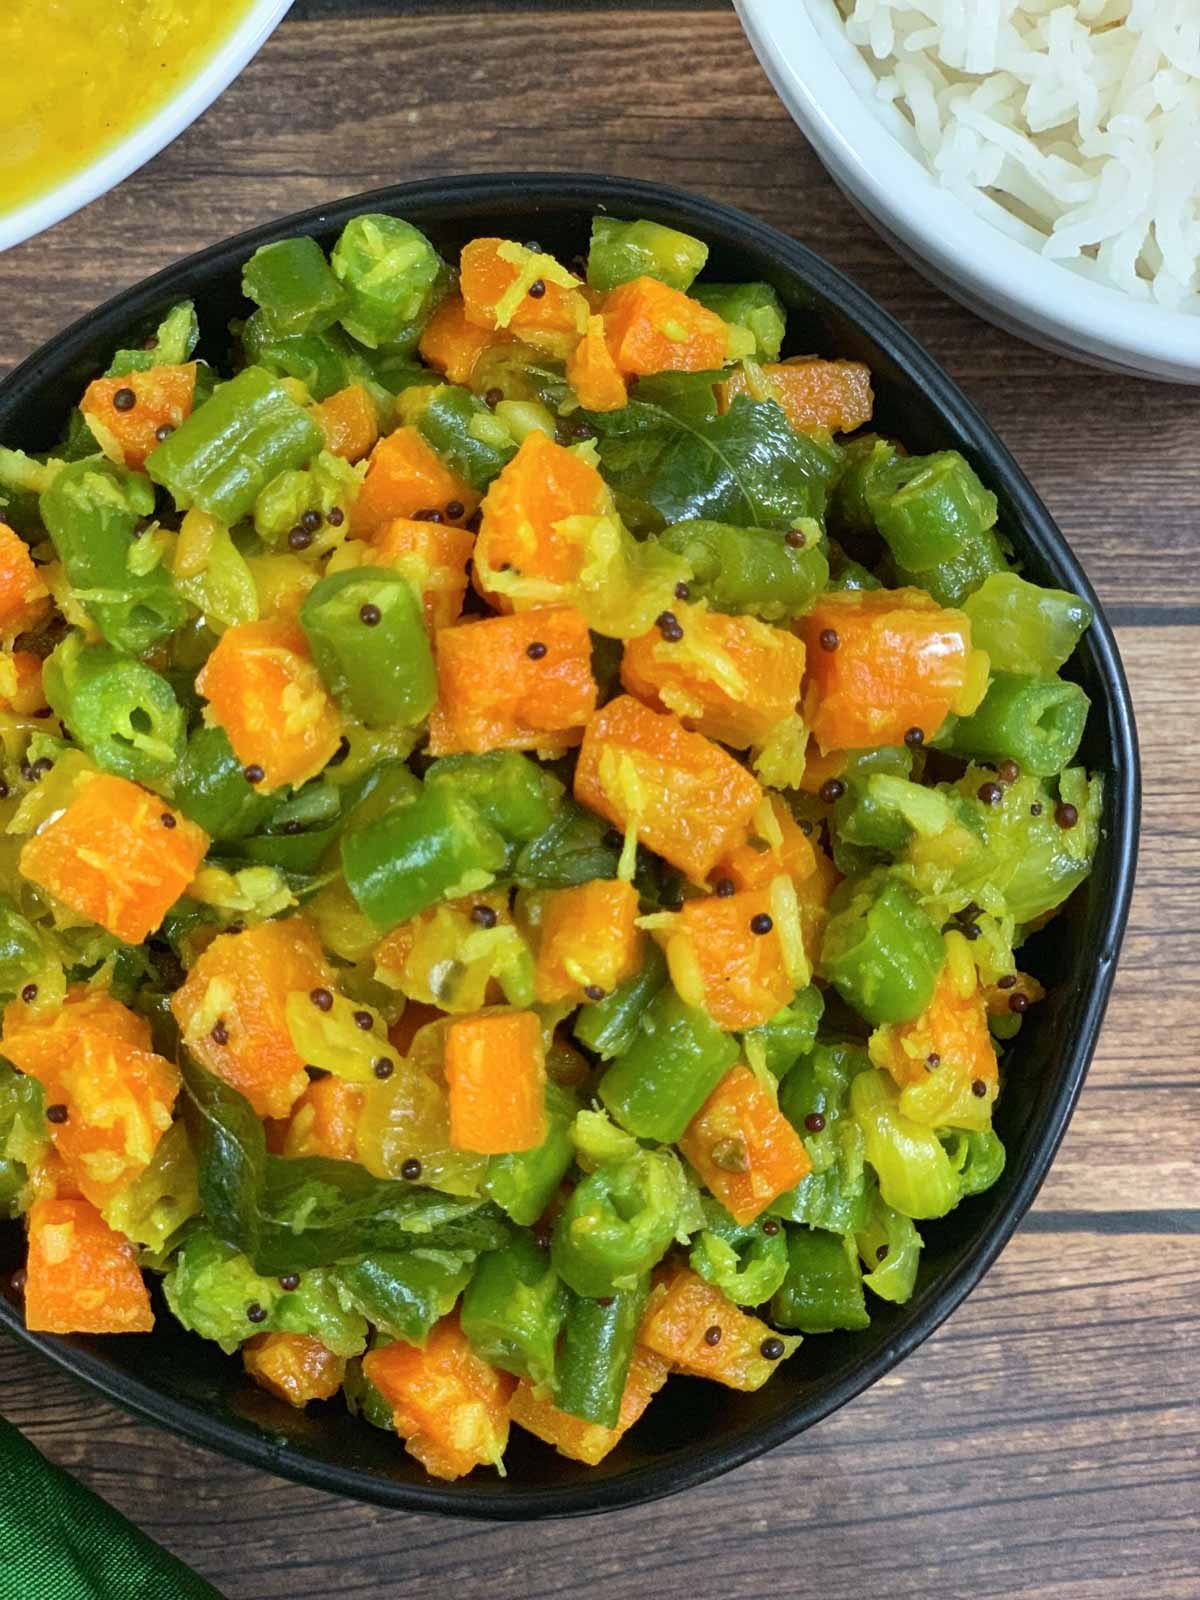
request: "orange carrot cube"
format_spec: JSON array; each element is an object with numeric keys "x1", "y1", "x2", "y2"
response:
[
  {"x1": 799, "y1": 588, "x2": 987, "y2": 752},
  {"x1": 310, "y1": 383, "x2": 379, "y2": 463},
  {"x1": 509, "y1": 1346, "x2": 670, "y2": 1465},
  {"x1": 196, "y1": 616, "x2": 343, "y2": 792},
  {"x1": 418, "y1": 293, "x2": 512, "y2": 385},
  {"x1": 371, "y1": 516, "x2": 474, "y2": 633},
  {"x1": 534, "y1": 878, "x2": 643, "y2": 1005},
  {"x1": 80, "y1": 363, "x2": 197, "y2": 470},
  {"x1": 0, "y1": 522, "x2": 50, "y2": 640},
  {"x1": 427, "y1": 606, "x2": 596, "y2": 757},
  {"x1": 18, "y1": 774, "x2": 207, "y2": 944},
  {"x1": 574, "y1": 695, "x2": 763, "y2": 882},
  {"x1": 721, "y1": 359, "x2": 873, "y2": 435},
  {"x1": 350, "y1": 426, "x2": 479, "y2": 540},
  {"x1": 566, "y1": 314, "x2": 627, "y2": 412},
  {"x1": 243, "y1": 1333, "x2": 347, "y2": 1408},
  {"x1": 473, "y1": 431, "x2": 610, "y2": 609},
  {"x1": 25, "y1": 1195, "x2": 153, "y2": 1335},
  {"x1": 363, "y1": 1313, "x2": 514, "y2": 1480},
  {"x1": 602, "y1": 277, "x2": 728, "y2": 376},
  {"x1": 639, "y1": 1266, "x2": 797, "y2": 1390},
  {"x1": 666, "y1": 886, "x2": 800, "y2": 1031},
  {"x1": 678, "y1": 1064, "x2": 811, "y2": 1224},
  {"x1": 171, "y1": 917, "x2": 334, "y2": 1121},
  {"x1": 869, "y1": 959, "x2": 999, "y2": 1126},
  {"x1": 621, "y1": 604, "x2": 806, "y2": 749},
  {"x1": 460, "y1": 238, "x2": 588, "y2": 358},
  {"x1": 444, "y1": 1010, "x2": 547, "y2": 1155},
  {"x1": 281, "y1": 1074, "x2": 364, "y2": 1161}
]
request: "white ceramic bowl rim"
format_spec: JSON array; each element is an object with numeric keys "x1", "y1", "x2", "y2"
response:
[
  {"x1": 737, "y1": 0, "x2": 1200, "y2": 371},
  {"x1": 0, "y1": 0, "x2": 293, "y2": 254}
]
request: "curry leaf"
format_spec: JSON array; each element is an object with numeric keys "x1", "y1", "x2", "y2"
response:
[
  {"x1": 182, "y1": 1055, "x2": 509, "y2": 1273},
  {"x1": 584, "y1": 394, "x2": 842, "y2": 531}
]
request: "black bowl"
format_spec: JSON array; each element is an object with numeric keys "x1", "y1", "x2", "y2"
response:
[{"x1": 0, "y1": 174, "x2": 1138, "y2": 1519}]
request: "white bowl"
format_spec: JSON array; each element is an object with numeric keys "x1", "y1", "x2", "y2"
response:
[
  {"x1": 735, "y1": 0, "x2": 1200, "y2": 384},
  {"x1": 0, "y1": 0, "x2": 293, "y2": 255}
]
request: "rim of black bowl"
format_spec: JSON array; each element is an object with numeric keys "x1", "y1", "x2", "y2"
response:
[{"x1": 0, "y1": 173, "x2": 1139, "y2": 1520}]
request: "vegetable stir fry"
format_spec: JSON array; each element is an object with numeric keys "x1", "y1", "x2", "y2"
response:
[{"x1": 0, "y1": 211, "x2": 1099, "y2": 1480}]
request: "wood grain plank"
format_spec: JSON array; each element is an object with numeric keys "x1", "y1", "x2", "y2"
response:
[
  {"x1": 0, "y1": 10, "x2": 1197, "y2": 619},
  {"x1": 2, "y1": 1228, "x2": 1195, "y2": 1599}
]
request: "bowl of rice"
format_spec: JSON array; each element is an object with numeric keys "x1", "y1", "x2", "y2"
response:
[{"x1": 735, "y1": 0, "x2": 1200, "y2": 382}]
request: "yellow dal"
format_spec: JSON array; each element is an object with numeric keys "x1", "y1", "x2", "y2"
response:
[{"x1": 0, "y1": 0, "x2": 256, "y2": 219}]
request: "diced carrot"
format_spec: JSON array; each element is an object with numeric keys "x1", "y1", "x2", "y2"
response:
[
  {"x1": 350, "y1": 426, "x2": 479, "y2": 540},
  {"x1": 243, "y1": 1333, "x2": 347, "y2": 1407},
  {"x1": 196, "y1": 616, "x2": 343, "y2": 793},
  {"x1": 509, "y1": 1346, "x2": 670, "y2": 1465},
  {"x1": 0, "y1": 650, "x2": 46, "y2": 714},
  {"x1": 370, "y1": 517, "x2": 474, "y2": 633},
  {"x1": 638, "y1": 1266, "x2": 797, "y2": 1390},
  {"x1": 721, "y1": 359, "x2": 873, "y2": 435},
  {"x1": 444, "y1": 1010, "x2": 547, "y2": 1155},
  {"x1": 534, "y1": 878, "x2": 642, "y2": 1005},
  {"x1": 566, "y1": 314, "x2": 627, "y2": 412},
  {"x1": 418, "y1": 294, "x2": 512, "y2": 385},
  {"x1": 621, "y1": 603, "x2": 806, "y2": 749},
  {"x1": 80, "y1": 363, "x2": 197, "y2": 471},
  {"x1": 18, "y1": 774, "x2": 207, "y2": 945},
  {"x1": 0, "y1": 522, "x2": 50, "y2": 640},
  {"x1": 664, "y1": 885, "x2": 800, "y2": 1031},
  {"x1": 678, "y1": 1065, "x2": 811, "y2": 1224},
  {"x1": 799, "y1": 588, "x2": 988, "y2": 752},
  {"x1": 717, "y1": 795, "x2": 817, "y2": 893},
  {"x1": 171, "y1": 917, "x2": 334, "y2": 1121},
  {"x1": 473, "y1": 431, "x2": 610, "y2": 609},
  {"x1": 281, "y1": 1074, "x2": 364, "y2": 1161},
  {"x1": 24, "y1": 1195, "x2": 153, "y2": 1335},
  {"x1": 574, "y1": 695, "x2": 763, "y2": 883},
  {"x1": 310, "y1": 383, "x2": 379, "y2": 463},
  {"x1": 427, "y1": 606, "x2": 596, "y2": 757},
  {"x1": 602, "y1": 277, "x2": 728, "y2": 377},
  {"x1": 869, "y1": 956, "x2": 999, "y2": 1126},
  {"x1": 6, "y1": 1027, "x2": 177, "y2": 1208},
  {"x1": 363, "y1": 1313, "x2": 514, "y2": 1480},
  {"x1": 459, "y1": 238, "x2": 588, "y2": 359},
  {"x1": 1, "y1": 987, "x2": 151, "y2": 1067}
]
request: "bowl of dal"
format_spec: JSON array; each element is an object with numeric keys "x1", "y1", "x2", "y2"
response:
[{"x1": 0, "y1": 0, "x2": 293, "y2": 254}]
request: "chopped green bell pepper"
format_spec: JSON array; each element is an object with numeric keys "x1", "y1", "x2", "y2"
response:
[
  {"x1": 239, "y1": 310, "x2": 373, "y2": 403},
  {"x1": 241, "y1": 236, "x2": 347, "y2": 336},
  {"x1": 341, "y1": 782, "x2": 507, "y2": 931},
  {"x1": 573, "y1": 946, "x2": 668, "y2": 1060},
  {"x1": 941, "y1": 1126, "x2": 1006, "y2": 1198},
  {"x1": 415, "y1": 385, "x2": 516, "y2": 492},
  {"x1": 819, "y1": 874, "x2": 945, "y2": 1026},
  {"x1": 551, "y1": 1147, "x2": 690, "y2": 1300},
  {"x1": 43, "y1": 635, "x2": 185, "y2": 793},
  {"x1": 147, "y1": 366, "x2": 323, "y2": 525},
  {"x1": 657, "y1": 518, "x2": 828, "y2": 621},
  {"x1": 867, "y1": 450, "x2": 998, "y2": 572},
  {"x1": 962, "y1": 572, "x2": 1093, "y2": 676},
  {"x1": 850, "y1": 1068, "x2": 961, "y2": 1219},
  {"x1": 336, "y1": 1251, "x2": 472, "y2": 1346},
  {"x1": 599, "y1": 988, "x2": 739, "y2": 1143},
  {"x1": 331, "y1": 214, "x2": 447, "y2": 350},
  {"x1": 461, "y1": 1232, "x2": 567, "y2": 1387},
  {"x1": 175, "y1": 724, "x2": 279, "y2": 841},
  {"x1": 300, "y1": 566, "x2": 435, "y2": 726},
  {"x1": 556, "y1": 1276, "x2": 649, "y2": 1428},
  {"x1": 775, "y1": 1040, "x2": 870, "y2": 1234},
  {"x1": 425, "y1": 751, "x2": 564, "y2": 848},
  {"x1": 828, "y1": 435, "x2": 901, "y2": 538},
  {"x1": 741, "y1": 986, "x2": 824, "y2": 1078},
  {"x1": 39, "y1": 458, "x2": 188, "y2": 653},
  {"x1": 689, "y1": 1197, "x2": 789, "y2": 1307},
  {"x1": 586, "y1": 216, "x2": 708, "y2": 294},
  {"x1": 770, "y1": 1226, "x2": 870, "y2": 1333},
  {"x1": 856, "y1": 1183, "x2": 922, "y2": 1304},
  {"x1": 106, "y1": 300, "x2": 199, "y2": 378},
  {"x1": 939, "y1": 672, "x2": 1089, "y2": 778}
]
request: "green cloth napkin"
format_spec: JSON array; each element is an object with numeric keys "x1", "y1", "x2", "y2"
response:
[{"x1": 0, "y1": 1417, "x2": 224, "y2": 1599}]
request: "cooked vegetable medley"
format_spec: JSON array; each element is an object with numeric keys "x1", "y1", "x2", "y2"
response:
[{"x1": 0, "y1": 212, "x2": 1100, "y2": 1480}]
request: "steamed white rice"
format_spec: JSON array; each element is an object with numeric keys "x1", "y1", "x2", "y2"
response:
[{"x1": 833, "y1": 0, "x2": 1200, "y2": 311}]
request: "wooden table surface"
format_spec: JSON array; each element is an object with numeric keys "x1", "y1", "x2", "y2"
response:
[{"x1": 2, "y1": 3, "x2": 1197, "y2": 1596}]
